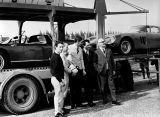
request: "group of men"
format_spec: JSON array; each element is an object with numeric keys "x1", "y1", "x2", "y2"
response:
[{"x1": 50, "y1": 35, "x2": 121, "y2": 117}]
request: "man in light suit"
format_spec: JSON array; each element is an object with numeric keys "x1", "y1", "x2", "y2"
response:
[
  {"x1": 94, "y1": 38, "x2": 120, "y2": 105},
  {"x1": 68, "y1": 35, "x2": 86, "y2": 109}
]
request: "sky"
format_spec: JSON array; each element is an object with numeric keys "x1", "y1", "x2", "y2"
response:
[
  {"x1": 65, "y1": 0, "x2": 160, "y2": 33},
  {"x1": 0, "y1": 0, "x2": 160, "y2": 37}
]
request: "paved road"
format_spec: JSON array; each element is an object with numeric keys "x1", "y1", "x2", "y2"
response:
[{"x1": 0, "y1": 76, "x2": 160, "y2": 117}]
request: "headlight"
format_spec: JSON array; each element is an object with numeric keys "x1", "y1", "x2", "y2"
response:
[{"x1": 105, "y1": 35, "x2": 116, "y2": 44}]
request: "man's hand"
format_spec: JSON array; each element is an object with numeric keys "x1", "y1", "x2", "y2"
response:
[
  {"x1": 83, "y1": 69, "x2": 86, "y2": 76},
  {"x1": 60, "y1": 80, "x2": 65, "y2": 87},
  {"x1": 113, "y1": 71, "x2": 116, "y2": 75},
  {"x1": 62, "y1": 78, "x2": 66, "y2": 85},
  {"x1": 72, "y1": 71, "x2": 77, "y2": 76}
]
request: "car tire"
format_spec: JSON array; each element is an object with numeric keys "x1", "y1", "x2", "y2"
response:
[
  {"x1": 3, "y1": 76, "x2": 41, "y2": 114},
  {"x1": 119, "y1": 39, "x2": 133, "y2": 55},
  {"x1": 0, "y1": 52, "x2": 7, "y2": 70}
]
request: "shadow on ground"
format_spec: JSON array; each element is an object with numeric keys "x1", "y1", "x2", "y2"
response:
[
  {"x1": 67, "y1": 78, "x2": 158, "y2": 116},
  {"x1": 118, "y1": 78, "x2": 158, "y2": 102}
]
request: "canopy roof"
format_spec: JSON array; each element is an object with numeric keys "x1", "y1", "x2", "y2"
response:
[{"x1": 0, "y1": 3, "x2": 96, "y2": 23}]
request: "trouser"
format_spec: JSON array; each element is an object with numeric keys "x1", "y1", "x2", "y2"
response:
[
  {"x1": 140, "y1": 66, "x2": 150, "y2": 79},
  {"x1": 107, "y1": 71, "x2": 116, "y2": 101},
  {"x1": 51, "y1": 76, "x2": 64, "y2": 115},
  {"x1": 84, "y1": 71, "x2": 94, "y2": 104},
  {"x1": 98, "y1": 72, "x2": 116, "y2": 102},
  {"x1": 61, "y1": 73, "x2": 69, "y2": 107},
  {"x1": 70, "y1": 69, "x2": 83, "y2": 107},
  {"x1": 155, "y1": 63, "x2": 159, "y2": 84},
  {"x1": 63, "y1": 73, "x2": 69, "y2": 99}
]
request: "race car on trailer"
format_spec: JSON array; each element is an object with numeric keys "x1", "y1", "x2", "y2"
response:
[{"x1": 0, "y1": 2, "x2": 95, "y2": 114}]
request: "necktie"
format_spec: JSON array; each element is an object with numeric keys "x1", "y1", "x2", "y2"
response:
[
  {"x1": 103, "y1": 49, "x2": 106, "y2": 55},
  {"x1": 86, "y1": 50, "x2": 89, "y2": 55},
  {"x1": 77, "y1": 47, "x2": 79, "y2": 54}
]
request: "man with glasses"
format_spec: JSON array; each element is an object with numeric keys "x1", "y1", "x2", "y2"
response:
[{"x1": 94, "y1": 38, "x2": 121, "y2": 105}]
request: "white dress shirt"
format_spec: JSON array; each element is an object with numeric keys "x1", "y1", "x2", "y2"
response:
[{"x1": 99, "y1": 47, "x2": 106, "y2": 55}]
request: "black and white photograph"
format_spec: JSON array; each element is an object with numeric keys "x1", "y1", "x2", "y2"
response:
[{"x1": 0, "y1": 0, "x2": 159, "y2": 117}]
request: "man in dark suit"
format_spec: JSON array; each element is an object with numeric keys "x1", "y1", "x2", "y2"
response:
[
  {"x1": 94, "y1": 38, "x2": 120, "y2": 105},
  {"x1": 81, "y1": 40, "x2": 96, "y2": 107}
]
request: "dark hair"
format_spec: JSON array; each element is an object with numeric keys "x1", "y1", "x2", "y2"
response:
[
  {"x1": 54, "y1": 41, "x2": 63, "y2": 47},
  {"x1": 74, "y1": 35, "x2": 83, "y2": 43},
  {"x1": 81, "y1": 39, "x2": 90, "y2": 46}
]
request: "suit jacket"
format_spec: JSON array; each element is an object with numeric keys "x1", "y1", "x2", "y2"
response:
[
  {"x1": 83, "y1": 49, "x2": 98, "y2": 89},
  {"x1": 94, "y1": 48, "x2": 108, "y2": 76},
  {"x1": 83, "y1": 49, "x2": 95, "y2": 73},
  {"x1": 94, "y1": 47, "x2": 116, "y2": 92},
  {"x1": 106, "y1": 47, "x2": 115, "y2": 75}
]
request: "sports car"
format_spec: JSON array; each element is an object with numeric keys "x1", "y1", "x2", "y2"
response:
[
  {"x1": 0, "y1": 34, "x2": 74, "y2": 70},
  {"x1": 0, "y1": 35, "x2": 53, "y2": 70},
  {"x1": 90, "y1": 25, "x2": 160, "y2": 55}
]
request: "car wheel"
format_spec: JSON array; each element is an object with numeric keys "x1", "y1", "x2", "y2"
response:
[
  {"x1": 0, "y1": 52, "x2": 7, "y2": 70},
  {"x1": 119, "y1": 39, "x2": 133, "y2": 54},
  {"x1": 3, "y1": 76, "x2": 41, "y2": 114}
]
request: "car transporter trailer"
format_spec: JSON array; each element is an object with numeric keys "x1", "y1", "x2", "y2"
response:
[
  {"x1": 0, "y1": 1, "x2": 96, "y2": 114},
  {"x1": 0, "y1": 0, "x2": 159, "y2": 115}
]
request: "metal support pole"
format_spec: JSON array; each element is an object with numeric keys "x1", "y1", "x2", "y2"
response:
[
  {"x1": 58, "y1": 22, "x2": 66, "y2": 41},
  {"x1": 158, "y1": 58, "x2": 160, "y2": 91},
  {"x1": 18, "y1": 21, "x2": 24, "y2": 43},
  {"x1": 48, "y1": 10, "x2": 56, "y2": 53},
  {"x1": 96, "y1": 13, "x2": 105, "y2": 40}
]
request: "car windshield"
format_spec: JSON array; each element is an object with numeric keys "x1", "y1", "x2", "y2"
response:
[
  {"x1": 127, "y1": 26, "x2": 147, "y2": 33},
  {"x1": 1, "y1": 36, "x2": 26, "y2": 44},
  {"x1": 128, "y1": 25, "x2": 160, "y2": 33},
  {"x1": 128, "y1": 27, "x2": 139, "y2": 33}
]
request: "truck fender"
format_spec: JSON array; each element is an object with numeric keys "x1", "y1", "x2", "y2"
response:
[{"x1": 0, "y1": 69, "x2": 47, "y2": 100}]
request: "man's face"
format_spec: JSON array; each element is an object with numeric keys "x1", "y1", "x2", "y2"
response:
[
  {"x1": 105, "y1": 38, "x2": 110, "y2": 44},
  {"x1": 63, "y1": 43, "x2": 68, "y2": 53},
  {"x1": 76, "y1": 41, "x2": 81, "y2": 48},
  {"x1": 55, "y1": 43, "x2": 63, "y2": 54},
  {"x1": 84, "y1": 42, "x2": 91, "y2": 50},
  {"x1": 98, "y1": 38, "x2": 106, "y2": 48}
]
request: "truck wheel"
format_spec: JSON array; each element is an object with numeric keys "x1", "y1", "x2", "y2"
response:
[{"x1": 3, "y1": 76, "x2": 40, "y2": 114}]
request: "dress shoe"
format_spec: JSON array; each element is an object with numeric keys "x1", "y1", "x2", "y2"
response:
[
  {"x1": 55, "y1": 112, "x2": 63, "y2": 117},
  {"x1": 112, "y1": 100, "x2": 121, "y2": 105},
  {"x1": 77, "y1": 104, "x2": 85, "y2": 107},
  {"x1": 71, "y1": 105, "x2": 76, "y2": 109},
  {"x1": 88, "y1": 102, "x2": 96, "y2": 107},
  {"x1": 102, "y1": 100, "x2": 108, "y2": 104},
  {"x1": 62, "y1": 108, "x2": 70, "y2": 115},
  {"x1": 128, "y1": 88, "x2": 134, "y2": 91}
]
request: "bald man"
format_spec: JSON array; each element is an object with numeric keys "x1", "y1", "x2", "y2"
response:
[{"x1": 93, "y1": 38, "x2": 121, "y2": 105}]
